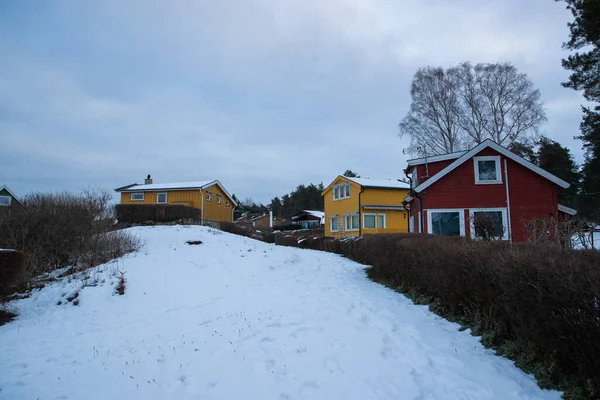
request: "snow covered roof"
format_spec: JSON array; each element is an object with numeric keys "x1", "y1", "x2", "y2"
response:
[
  {"x1": 115, "y1": 180, "x2": 238, "y2": 206},
  {"x1": 345, "y1": 177, "x2": 409, "y2": 190},
  {"x1": 292, "y1": 210, "x2": 325, "y2": 223},
  {"x1": 118, "y1": 181, "x2": 216, "y2": 192}
]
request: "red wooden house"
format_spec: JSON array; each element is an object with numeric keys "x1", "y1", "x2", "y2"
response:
[{"x1": 403, "y1": 139, "x2": 576, "y2": 242}]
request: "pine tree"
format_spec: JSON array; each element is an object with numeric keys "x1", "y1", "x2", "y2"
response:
[
  {"x1": 536, "y1": 137, "x2": 580, "y2": 206},
  {"x1": 559, "y1": 0, "x2": 600, "y2": 218},
  {"x1": 343, "y1": 170, "x2": 360, "y2": 178}
]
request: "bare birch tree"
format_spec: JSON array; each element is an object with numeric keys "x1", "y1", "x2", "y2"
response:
[
  {"x1": 399, "y1": 62, "x2": 546, "y2": 155},
  {"x1": 398, "y1": 67, "x2": 464, "y2": 156}
]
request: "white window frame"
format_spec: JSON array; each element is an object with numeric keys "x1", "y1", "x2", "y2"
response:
[
  {"x1": 474, "y1": 156, "x2": 502, "y2": 184},
  {"x1": 418, "y1": 211, "x2": 422, "y2": 233},
  {"x1": 156, "y1": 192, "x2": 167, "y2": 204},
  {"x1": 409, "y1": 215, "x2": 414, "y2": 233},
  {"x1": 0, "y1": 196, "x2": 11, "y2": 206},
  {"x1": 469, "y1": 208, "x2": 508, "y2": 240},
  {"x1": 426, "y1": 209, "x2": 466, "y2": 236},
  {"x1": 378, "y1": 214, "x2": 386, "y2": 229},
  {"x1": 130, "y1": 192, "x2": 144, "y2": 202},
  {"x1": 344, "y1": 213, "x2": 360, "y2": 231},
  {"x1": 206, "y1": 192, "x2": 211, "y2": 201},
  {"x1": 329, "y1": 215, "x2": 339, "y2": 232},
  {"x1": 363, "y1": 213, "x2": 377, "y2": 229},
  {"x1": 333, "y1": 183, "x2": 350, "y2": 201},
  {"x1": 217, "y1": 194, "x2": 221, "y2": 204}
]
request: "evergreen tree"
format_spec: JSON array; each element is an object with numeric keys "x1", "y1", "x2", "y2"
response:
[
  {"x1": 343, "y1": 170, "x2": 360, "y2": 178},
  {"x1": 508, "y1": 141, "x2": 537, "y2": 163},
  {"x1": 536, "y1": 137, "x2": 580, "y2": 206},
  {"x1": 559, "y1": 0, "x2": 600, "y2": 218}
]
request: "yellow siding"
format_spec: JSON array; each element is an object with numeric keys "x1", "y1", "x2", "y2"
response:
[
  {"x1": 119, "y1": 184, "x2": 234, "y2": 223},
  {"x1": 322, "y1": 176, "x2": 410, "y2": 237},
  {"x1": 201, "y1": 183, "x2": 233, "y2": 222}
]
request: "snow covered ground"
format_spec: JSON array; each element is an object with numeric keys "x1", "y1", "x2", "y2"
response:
[{"x1": 0, "y1": 226, "x2": 560, "y2": 400}]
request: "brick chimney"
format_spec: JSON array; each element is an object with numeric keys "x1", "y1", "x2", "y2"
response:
[{"x1": 145, "y1": 174, "x2": 153, "y2": 184}]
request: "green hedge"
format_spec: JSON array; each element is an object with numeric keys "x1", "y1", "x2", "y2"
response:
[{"x1": 115, "y1": 204, "x2": 201, "y2": 224}]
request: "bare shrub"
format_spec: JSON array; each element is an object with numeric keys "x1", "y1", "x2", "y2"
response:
[
  {"x1": 472, "y1": 213, "x2": 504, "y2": 240},
  {"x1": 0, "y1": 188, "x2": 142, "y2": 278},
  {"x1": 115, "y1": 204, "x2": 200, "y2": 224},
  {"x1": 524, "y1": 216, "x2": 579, "y2": 248},
  {"x1": 0, "y1": 250, "x2": 28, "y2": 295},
  {"x1": 115, "y1": 272, "x2": 126, "y2": 295}
]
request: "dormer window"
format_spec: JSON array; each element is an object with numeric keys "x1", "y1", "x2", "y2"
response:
[{"x1": 474, "y1": 156, "x2": 502, "y2": 184}]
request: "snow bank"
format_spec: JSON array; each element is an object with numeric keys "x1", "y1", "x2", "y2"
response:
[{"x1": 0, "y1": 226, "x2": 561, "y2": 399}]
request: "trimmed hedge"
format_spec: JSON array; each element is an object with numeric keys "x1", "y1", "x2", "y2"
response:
[
  {"x1": 277, "y1": 233, "x2": 600, "y2": 398},
  {"x1": 115, "y1": 204, "x2": 200, "y2": 224},
  {"x1": 0, "y1": 250, "x2": 28, "y2": 295}
]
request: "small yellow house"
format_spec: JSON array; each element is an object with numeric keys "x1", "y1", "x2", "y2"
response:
[
  {"x1": 115, "y1": 176, "x2": 238, "y2": 223},
  {"x1": 322, "y1": 176, "x2": 410, "y2": 237}
]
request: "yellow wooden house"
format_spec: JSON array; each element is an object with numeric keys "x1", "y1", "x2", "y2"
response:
[
  {"x1": 115, "y1": 176, "x2": 237, "y2": 223},
  {"x1": 322, "y1": 176, "x2": 410, "y2": 237}
]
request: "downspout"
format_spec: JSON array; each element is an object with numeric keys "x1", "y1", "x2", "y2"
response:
[
  {"x1": 405, "y1": 168, "x2": 424, "y2": 233},
  {"x1": 504, "y1": 159, "x2": 512, "y2": 243},
  {"x1": 358, "y1": 186, "x2": 365, "y2": 236},
  {"x1": 400, "y1": 177, "x2": 411, "y2": 233},
  {"x1": 200, "y1": 189, "x2": 204, "y2": 226}
]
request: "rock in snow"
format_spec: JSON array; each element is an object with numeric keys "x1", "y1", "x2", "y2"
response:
[{"x1": 0, "y1": 226, "x2": 561, "y2": 399}]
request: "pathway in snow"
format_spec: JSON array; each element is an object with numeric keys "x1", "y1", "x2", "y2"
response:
[{"x1": 0, "y1": 226, "x2": 560, "y2": 400}]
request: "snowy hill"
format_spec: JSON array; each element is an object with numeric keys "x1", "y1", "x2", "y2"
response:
[{"x1": 0, "y1": 226, "x2": 560, "y2": 399}]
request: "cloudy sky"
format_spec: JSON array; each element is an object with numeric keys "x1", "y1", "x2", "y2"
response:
[{"x1": 0, "y1": 0, "x2": 586, "y2": 204}]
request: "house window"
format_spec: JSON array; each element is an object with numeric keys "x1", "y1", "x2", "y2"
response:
[
  {"x1": 0, "y1": 196, "x2": 11, "y2": 206},
  {"x1": 156, "y1": 192, "x2": 167, "y2": 204},
  {"x1": 345, "y1": 214, "x2": 359, "y2": 231},
  {"x1": 333, "y1": 183, "x2": 350, "y2": 200},
  {"x1": 470, "y1": 209, "x2": 508, "y2": 240},
  {"x1": 474, "y1": 156, "x2": 502, "y2": 184},
  {"x1": 428, "y1": 209, "x2": 465, "y2": 236},
  {"x1": 411, "y1": 168, "x2": 418, "y2": 187},
  {"x1": 217, "y1": 194, "x2": 221, "y2": 204},
  {"x1": 206, "y1": 192, "x2": 211, "y2": 201},
  {"x1": 330, "y1": 216, "x2": 339, "y2": 232},
  {"x1": 225, "y1": 200, "x2": 229, "y2": 206},
  {"x1": 378, "y1": 214, "x2": 386, "y2": 229},
  {"x1": 131, "y1": 193, "x2": 144, "y2": 201},
  {"x1": 409, "y1": 216, "x2": 414, "y2": 233},
  {"x1": 363, "y1": 214, "x2": 376, "y2": 229}
]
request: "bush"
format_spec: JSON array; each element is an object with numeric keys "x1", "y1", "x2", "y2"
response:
[
  {"x1": 285, "y1": 233, "x2": 600, "y2": 398},
  {"x1": 0, "y1": 250, "x2": 28, "y2": 295},
  {"x1": 220, "y1": 222, "x2": 268, "y2": 241},
  {"x1": 0, "y1": 188, "x2": 142, "y2": 278},
  {"x1": 115, "y1": 204, "x2": 200, "y2": 224}
]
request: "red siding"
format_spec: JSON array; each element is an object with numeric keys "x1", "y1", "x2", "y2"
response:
[
  {"x1": 408, "y1": 148, "x2": 560, "y2": 242},
  {"x1": 413, "y1": 159, "x2": 455, "y2": 186}
]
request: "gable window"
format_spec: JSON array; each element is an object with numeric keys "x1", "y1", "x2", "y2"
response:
[
  {"x1": 428, "y1": 209, "x2": 465, "y2": 236},
  {"x1": 225, "y1": 200, "x2": 230, "y2": 207},
  {"x1": 470, "y1": 209, "x2": 508, "y2": 240},
  {"x1": 131, "y1": 193, "x2": 144, "y2": 201},
  {"x1": 330, "y1": 215, "x2": 339, "y2": 232},
  {"x1": 156, "y1": 192, "x2": 167, "y2": 204},
  {"x1": 363, "y1": 214, "x2": 376, "y2": 229},
  {"x1": 333, "y1": 183, "x2": 350, "y2": 200},
  {"x1": 206, "y1": 192, "x2": 211, "y2": 201},
  {"x1": 378, "y1": 214, "x2": 386, "y2": 229},
  {"x1": 0, "y1": 196, "x2": 11, "y2": 206},
  {"x1": 345, "y1": 213, "x2": 359, "y2": 231},
  {"x1": 217, "y1": 194, "x2": 222, "y2": 204},
  {"x1": 474, "y1": 156, "x2": 502, "y2": 184}
]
